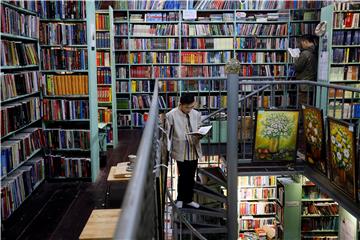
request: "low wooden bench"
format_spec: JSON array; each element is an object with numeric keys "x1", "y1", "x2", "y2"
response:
[{"x1": 79, "y1": 209, "x2": 121, "y2": 240}]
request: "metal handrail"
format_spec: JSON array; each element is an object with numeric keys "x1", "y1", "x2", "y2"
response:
[
  {"x1": 203, "y1": 80, "x2": 360, "y2": 122},
  {"x1": 202, "y1": 84, "x2": 272, "y2": 122},
  {"x1": 238, "y1": 80, "x2": 360, "y2": 93},
  {"x1": 114, "y1": 80, "x2": 159, "y2": 239}
]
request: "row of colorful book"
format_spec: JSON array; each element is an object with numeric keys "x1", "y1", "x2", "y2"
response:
[
  {"x1": 1, "y1": 157, "x2": 44, "y2": 220},
  {"x1": 97, "y1": 68, "x2": 112, "y2": 84},
  {"x1": 238, "y1": 188, "x2": 276, "y2": 200},
  {"x1": 44, "y1": 129, "x2": 90, "y2": 150},
  {"x1": 239, "y1": 202, "x2": 276, "y2": 215},
  {"x1": 43, "y1": 99, "x2": 89, "y2": 121},
  {"x1": 44, "y1": 155, "x2": 91, "y2": 178},
  {"x1": 98, "y1": 107, "x2": 112, "y2": 123},
  {"x1": 130, "y1": 52, "x2": 179, "y2": 64},
  {"x1": 42, "y1": 74, "x2": 88, "y2": 96},
  {"x1": 1, "y1": 128, "x2": 44, "y2": 177},
  {"x1": 1, "y1": 5, "x2": 39, "y2": 38},
  {"x1": 96, "y1": 52, "x2": 110, "y2": 67},
  {"x1": 1, "y1": 71, "x2": 40, "y2": 101},
  {"x1": 38, "y1": 0, "x2": 86, "y2": 19},
  {"x1": 96, "y1": 32, "x2": 110, "y2": 48},
  {"x1": 1, "y1": 97, "x2": 41, "y2": 138},
  {"x1": 40, "y1": 48, "x2": 87, "y2": 70},
  {"x1": 39, "y1": 22, "x2": 86, "y2": 45},
  {"x1": 1, "y1": 41, "x2": 38, "y2": 67},
  {"x1": 98, "y1": 0, "x2": 324, "y2": 11},
  {"x1": 238, "y1": 176, "x2": 277, "y2": 186},
  {"x1": 97, "y1": 86, "x2": 112, "y2": 103},
  {"x1": 96, "y1": 13, "x2": 110, "y2": 30}
]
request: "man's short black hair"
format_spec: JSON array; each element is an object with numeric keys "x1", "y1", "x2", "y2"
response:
[
  {"x1": 300, "y1": 34, "x2": 318, "y2": 45},
  {"x1": 180, "y1": 93, "x2": 195, "y2": 105}
]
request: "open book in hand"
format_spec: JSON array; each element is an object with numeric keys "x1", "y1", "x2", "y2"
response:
[
  {"x1": 187, "y1": 125, "x2": 212, "y2": 136},
  {"x1": 288, "y1": 48, "x2": 300, "y2": 58}
]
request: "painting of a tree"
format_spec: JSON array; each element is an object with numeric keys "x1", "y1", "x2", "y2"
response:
[{"x1": 254, "y1": 110, "x2": 299, "y2": 162}]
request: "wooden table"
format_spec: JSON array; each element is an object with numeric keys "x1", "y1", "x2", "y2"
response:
[
  {"x1": 79, "y1": 209, "x2": 121, "y2": 240},
  {"x1": 104, "y1": 162, "x2": 133, "y2": 207},
  {"x1": 107, "y1": 162, "x2": 132, "y2": 182}
]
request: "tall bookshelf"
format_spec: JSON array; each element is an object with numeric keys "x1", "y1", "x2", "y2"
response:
[
  {"x1": 317, "y1": 3, "x2": 360, "y2": 120},
  {"x1": 39, "y1": 0, "x2": 99, "y2": 182},
  {"x1": 95, "y1": 0, "x2": 322, "y2": 128},
  {"x1": 95, "y1": 7, "x2": 118, "y2": 147},
  {"x1": 0, "y1": 0, "x2": 45, "y2": 221}
]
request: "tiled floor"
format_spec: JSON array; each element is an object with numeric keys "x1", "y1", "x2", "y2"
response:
[{"x1": 1, "y1": 129, "x2": 142, "y2": 240}]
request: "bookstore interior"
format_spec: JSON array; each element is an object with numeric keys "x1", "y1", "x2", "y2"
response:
[{"x1": 1, "y1": 0, "x2": 360, "y2": 239}]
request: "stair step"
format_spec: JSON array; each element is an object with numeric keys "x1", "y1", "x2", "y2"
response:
[
  {"x1": 174, "y1": 221, "x2": 224, "y2": 229},
  {"x1": 175, "y1": 226, "x2": 227, "y2": 234},
  {"x1": 175, "y1": 216, "x2": 225, "y2": 227},
  {"x1": 194, "y1": 182, "x2": 227, "y2": 203},
  {"x1": 179, "y1": 206, "x2": 226, "y2": 218},
  {"x1": 198, "y1": 167, "x2": 227, "y2": 187}
]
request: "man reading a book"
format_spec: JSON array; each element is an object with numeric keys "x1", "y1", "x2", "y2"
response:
[
  {"x1": 294, "y1": 34, "x2": 318, "y2": 105},
  {"x1": 166, "y1": 94, "x2": 202, "y2": 209}
]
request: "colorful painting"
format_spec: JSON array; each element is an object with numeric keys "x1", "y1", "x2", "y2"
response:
[
  {"x1": 254, "y1": 110, "x2": 299, "y2": 162},
  {"x1": 328, "y1": 117, "x2": 357, "y2": 200},
  {"x1": 302, "y1": 105, "x2": 326, "y2": 175}
]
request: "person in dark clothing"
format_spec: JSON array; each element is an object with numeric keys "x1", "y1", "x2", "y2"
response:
[{"x1": 294, "y1": 34, "x2": 318, "y2": 105}]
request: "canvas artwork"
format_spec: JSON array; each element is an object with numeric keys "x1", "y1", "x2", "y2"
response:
[
  {"x1": 328, "y1": 117, "x2": 357, "y2": 200},
  {"x1": 254, "y1": 110, "x2": 299, "y2": 162},
  {"x1": 302, "y1": 105, "x2": 326, "y2": 175}
]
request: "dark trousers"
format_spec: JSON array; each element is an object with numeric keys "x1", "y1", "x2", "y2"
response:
[{"x1": 176, "y1": 160, "x2": 198, "y2": 203}]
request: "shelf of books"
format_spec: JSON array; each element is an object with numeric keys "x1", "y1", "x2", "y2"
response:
[
  {"x1": 0, "y1": 0, "x2": 45, "y2": 221},
  {"x1": 39, "y1": 0, "x2": 98, "y2": 181},
  {"x1": 300, "y1": 176, "x2": 339, "y2": 240},
  {"x1": 238, "y1": 176, "x2": 278, "y2": 240},
  {"x1": 95, "y1": 0, "x2": 324, "y2": 128},
  {"x1": 96, "y1": 7, "x2": 118, "y2": 147},
  {"x1": 319, "y1": 3, "x2": 360, "y2": 121}
]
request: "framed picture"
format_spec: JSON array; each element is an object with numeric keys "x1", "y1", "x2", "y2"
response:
[
  {"x1": 302, "y1": 105, "x2": 326, "y2": 175},
  {"x1": 328, "y1": 117, "x2": 357, "y2": 200},
  {"x1": 253, "y1": 110, "x2": 299, "y2": 162}
]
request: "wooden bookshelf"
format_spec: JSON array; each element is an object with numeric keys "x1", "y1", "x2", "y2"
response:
[
  {"x1": 318, "y1": 4, "x2": 360, "y2": 120},
  {"x1": 38, "y1": 0, "x2": 99, "y2": 181},
  {"x1": 94, "y1": 1, "x2": 324, "y2": 128},
  {"x1": 0, "y1": 0, "x2": 45, "y2": 221}
]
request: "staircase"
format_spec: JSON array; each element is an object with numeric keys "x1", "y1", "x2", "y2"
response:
[{"x1": 173, "y1": 166, "x2": 228, "y2": 240}]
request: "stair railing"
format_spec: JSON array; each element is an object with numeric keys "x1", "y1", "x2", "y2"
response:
[{"x1": 114, "y1": 80, "x2": 160, "y2": 239}]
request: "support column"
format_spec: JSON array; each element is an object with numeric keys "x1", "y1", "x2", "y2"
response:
[
  {"x1": 86, "y1": 1, "x2": 100, "y2": 182},
  {"x1": 226, "y1": 73, "x2": 238, "y2": 240}
]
